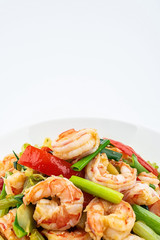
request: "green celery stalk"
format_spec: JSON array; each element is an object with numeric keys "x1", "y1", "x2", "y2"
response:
[
  {"x1": 133, "y1": 221, "x2": 160, "y2": 240},
  {"x1": 0, "y1": 208, "x2": 9, "y2": 218},
  {"x1": 0, "y1": 183, "x2": 9, "y2": 217},
  {"x1": 71, "y1": 139, "x2": 110, "y2": 171},
  {"x1": 0, "y1": 194, "x2": 24, "y2": 209},
  {"x1": 30, "y1": 229, "x2": 45, "y2": 240},
  {"x1": 13, "y1": 214, "x2": 27, "y2": 238},
  {"x1": 0, "y1": 184, "x2": 7, "y2": 200},
  {"x1": 70, "y1": 176, "x2": 123, "y2": 204},
  {"x1": 128, "y1": 154, "x2": 149, "y2": 174},
  {"x1": 132, "y1": 204, "x2": 160, "y2": 235}
]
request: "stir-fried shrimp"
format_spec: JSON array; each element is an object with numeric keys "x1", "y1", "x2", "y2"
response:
[
  {"x1": 0, "y1": 154, "x2": 16, "y2": 177},
  {"x1": 23, "y1": 176, "x2": 83, "y2": 230},
  {"x1": 149, "y1": 200, "x2": 160, "y2": 217},
  {"x1": 123, "y1": 182, "x2": 159, "y2": 205},
  {"x1": 42, "y1": 230, "x2": 92, "y2": 240},
  {"x1": 138, "y1": 172, "x2": 159, "y2": 189},
  {"x1": 4, "y1": 170, "x2": 26, "y2": 195},
  {"x1": 85, "y1": 198, "x2": 135, "y2": 240},
  {"x1": 0, "y1": 209, "x2": 29, "y2": 240},
  {"x1": 52, "y1": 128, "x2": 100, "y2": 160},
  {"x1": 85, "y1": 153, "x2": 137, "y2": 192},
  {"x1": 124, "y1": 234, "x2": 144, "y2": 240}
]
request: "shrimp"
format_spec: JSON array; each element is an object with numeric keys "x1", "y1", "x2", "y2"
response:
[
  {"x1": 0, "y1": 209, "x2": 29, "y2": 240},
  {"x1": 124, "y1": 234, "x2": 144, "y2": 240},
  {"x1": 85, "y1": 198, "x2": 135, "y2": 240},
  {"x1": 138, "y1": 172, "x2": 159, "y2": 190},
  {"x1": 85, "y1": 153, "x2": 137, "y2": 192},
  {"x1": 42, "y1": 229, "x2": 92, "y2": 240},
  {"x1": 123, "y1": 182, "x2": 159, "y2": 205},
  {"x1": 0, "y1": 154, "x2": 16, "y2": 177},
  {"x1": 52, "y1": 128, "x2": 100, "y2": 160},
  {"x1": 23, "y1": 176, "x2": 84, "y2": 230},
  {"x1": 149, "y1": 200, "x2": 160, "y2": 217},
  {"x1": 4, "y1": 170, "x2": 26, "y2": 195}
]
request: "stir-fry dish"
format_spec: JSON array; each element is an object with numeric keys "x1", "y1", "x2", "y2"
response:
[{"x1": 0, "y1": 128, "x2": 160, "y2": 240}]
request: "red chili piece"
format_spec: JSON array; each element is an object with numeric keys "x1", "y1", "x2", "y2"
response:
[
  {"x1": 83, "y1": 192, "x2": 94, "y2": 208},
  {"x1": 0, "y1": 178, "x2": 4, "y2": 192},
  {"x1": 109, "y1": 139, "x2": 158, "y2": 176},
  {"x1": 18, "y1": 145, "x2": 84, "y2": 179}
]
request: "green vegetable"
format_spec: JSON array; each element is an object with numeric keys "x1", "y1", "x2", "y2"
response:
[
  {"x1": 0, "y1": 183, "x2": 9, "y2": 217},
  {"x1": 149, "y1": 183, "x2": 156, "y2": 190},
  {"x1": 17, "y1": 204, "x2": 36, "y2": 234},
  {"x1": 21, "y1": 143, "x2": 30, "y2": 152},
  {"x1": 29, "y1": 174, "x2": 47, "y2": 185},
  {"x1": 132, "y1": 204, "x2": 160, "y2": 235},
  {"x1": 0, "y1": 194, "x2": 24, "y2": 209},
  {"x1": 0, "y1": 208, "x2": 9, "y2": 218},
  {"x1": 43, "y1": 138, "x2": 52, "y2": 149},
  {"x1": 22, "y1": 178, "x2": 33, "y2": 193},
  {"x1": 13, "y1": 214, "x2": 27, "y2": 238},
  {"x1": 30, "y1": 229, "x2": 45, "y2": 240},
  {"x1": 13, "y1": 151, "x2": 26, "y2": 171},
  {"x1": 101, "y1": 148, "x2": 122, "y2": 161},
  {"x1": 0, "y1": 183, "x2": 7, "y2": 200},
  {"x1": 126, "y1": 154, "x2": 149, "y2": 174},
  {"x1": 70, "y1": 176, "x2": 123, "y2": 204},
  {"x1": 23, "y1": 174, "x2": 47, "y2": 193},
  {"x1": 71, "y1": 139, "x2": 110, "y2": 171},
  {"x1": 0, "y1": 235, "x2": 5, "y2": 240},
  {"x1": 133, "y1": 221, "x2": 160, "y2": 240}
]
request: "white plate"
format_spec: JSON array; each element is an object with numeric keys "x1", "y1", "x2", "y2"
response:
[{"x1": 0, "y1": 118, "x2": 160, "y2": 165}]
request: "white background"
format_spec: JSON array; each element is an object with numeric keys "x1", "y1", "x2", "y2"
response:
[{"x1": 0, "y1": 0, "x2": 160, "y2": 136}]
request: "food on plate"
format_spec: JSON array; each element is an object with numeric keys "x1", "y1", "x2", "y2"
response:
[{"x1": 0, "y1": 128, "x2": 159, "y2": 240}]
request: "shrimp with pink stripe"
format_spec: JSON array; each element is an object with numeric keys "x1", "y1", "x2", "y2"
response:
[
  {"x1": 85, "y1": 198, "x2": 135, "y2": 240},
  {"x1": 123, "y1": 182, "x2": 159, "y2": 205},
  {"x1": 85, "y1": 153, "x2": 137, "y2": 192},
  {"x1": 23, "y1": 176, "x2": 84, "y2": 231},
  {"x1": 42, "y1": 229, "x2": 92, "y2": 240},
  {"x1": 52, "y1": 128, "x2": 100, "y2": 160}
]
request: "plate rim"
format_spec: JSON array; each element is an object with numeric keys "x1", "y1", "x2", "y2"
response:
[{"x1": 0, "y1": 117, "x2": 160, "y2": 140}]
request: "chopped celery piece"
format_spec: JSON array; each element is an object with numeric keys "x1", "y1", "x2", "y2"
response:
[
  {"x1": 133, "y1": 221, "x2": 160, "y2": 240},
  {"x1": 70, "y1": 176, "x2": 123, "y2": 204},
  {"x1": 0, "y1": 183, "x2": 9, "y2": 217},
  {"x1": 17, "y1": 204, "x2": 36, "y2": 234},
  {"x1": 30, "y1": 229, "x2": 45, "y2": 240},
  {"x1": 133, "y1": 204, "x2": 160, "y2": 235},
  {"x1": 0, "y1": 183, "x2": 7, "y2": 200},
  {"x1": 107, "y1": 162, "x2": 119, "y2": 175},
  {"x1": 0, "y1": 208, "x2": 9, "y2": 218},
  {"x1": 131, "y1": 154, "x2": 148, "y2": 174},
  {"x1": 0, "y1": 194, "x2": 23, "y2": 209},
  {"x1": 13, "y1": 214, "x2": 27, "y2": 238}
]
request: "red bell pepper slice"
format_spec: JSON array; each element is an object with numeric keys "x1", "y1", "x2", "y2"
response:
[
  {"x1": 83, "y1": 192, "x2": 94, "y2": 208},
  {"x1": 109, "y1": 139, "x2": 158, "y2": 176},
  {"x1": 0, "y1": 178, "x2": 4, "y2": 192},
  {"x1": 18, "y1": 146, "x2": 84, "y2": 179}
]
